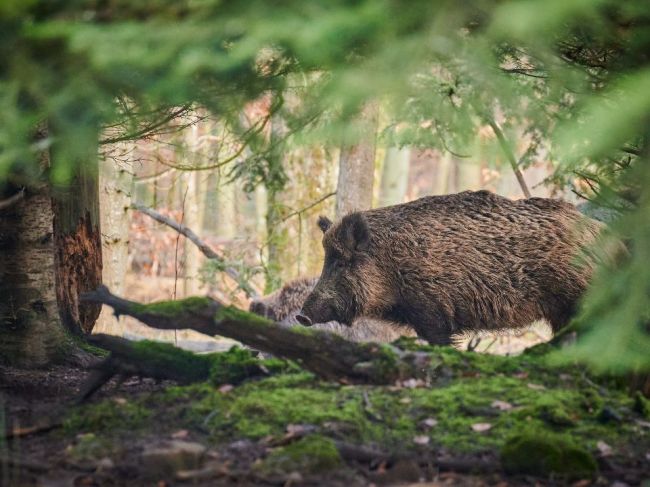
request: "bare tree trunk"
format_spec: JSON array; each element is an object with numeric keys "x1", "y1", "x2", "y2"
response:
[
  {"x1": 432, "y1": 151, "x2": 452, "y2": 195},
  {"x1": 0, "y1": 184, "x2": 66, "y2": 367},
  {"x1": 264, "y1": 111, "x2": 287, "y2": 293},
  {"x1": 0, "y1": 124, "x2": 102, "y2": 365},
  {"x1": 455, "y1": 157, "x2": 482, "y2": 192},
  {"x1": 215, "y1": 170, "x2": 236, "y2": 240},
  {"x1": 335, "y1": 104, "x2": 378, "y2": 218},
  {"x1": 378, "y1": 146, "x2": 410, "y2": 207},
  {"x1": 95, "y1": 143, "x2": 134, "y2": 335}
]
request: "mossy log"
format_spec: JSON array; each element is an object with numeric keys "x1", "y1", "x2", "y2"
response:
[
  {"x1": 78, "y1": 335, "x2": 284, "y2": 401},
  {"x1": 81, "y1": 286, "x2": 433, "y2": 385}
]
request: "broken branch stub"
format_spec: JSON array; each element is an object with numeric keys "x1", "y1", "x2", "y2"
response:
[{"x1": 81, "y1": 286, "x2": 433, "y2": 385}]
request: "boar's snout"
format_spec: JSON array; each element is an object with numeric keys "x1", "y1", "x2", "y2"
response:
[{"x1": 299, "y1": 291, "x2": 344, "y2": 327}]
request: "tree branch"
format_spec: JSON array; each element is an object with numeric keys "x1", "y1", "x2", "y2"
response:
[
  {"x1": 281, "y1": 191, "x2": 337, "y2": 222},
  {"x1": 485, "y1": 119, "x2": 532, "y2": 198},
  {"x1": 131, "y1": 203, "x2": 261, "y2": 298},
  {"x1": 100, "y1": 105, "x2": 194, "y2": 145}
]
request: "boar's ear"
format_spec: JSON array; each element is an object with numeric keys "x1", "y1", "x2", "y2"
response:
[
  {"x1": 317, "y1": 215, "x2": 333, "y2": 233},
  {"x1": 341, "y1": 213, "x2": 370, "y2": 253}
]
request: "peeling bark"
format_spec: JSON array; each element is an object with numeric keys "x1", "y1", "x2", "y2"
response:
[
  {"x1": 50, "y1": 125, "x2": 102, "y2": 335},
  {"x1": 53, "y1": 211, "x2": 103, "y2": 334}
]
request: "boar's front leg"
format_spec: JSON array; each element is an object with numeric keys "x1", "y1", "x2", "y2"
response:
[
  {"x1": 390, "y1": 304, "x2": 455, "y2": 345},
  {"x1": 414, "y1": 324, "x2": 455, "y2": 345}
]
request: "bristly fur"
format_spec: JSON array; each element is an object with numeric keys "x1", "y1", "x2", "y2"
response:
[{"x1": 301, "y1": 190, "x2": 605, "y2": 345}]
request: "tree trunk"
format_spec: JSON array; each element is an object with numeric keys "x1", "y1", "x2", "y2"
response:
[
  {"x1": 95, "y1": 142, "x2": 134, "y2": 335},
  {"x1": 0, "y1": 124, "x2": 102, "y2": 365},
  {"x1": 455, "y1": 157, "x2": 482, "y2": 192},
  {"x1": 51, "y1": 152, "x2": 102, "y2": 335},
  {"x1": 378, "y1": 146, "x2": 410, "y2": 207},
  {"x1": 335, "y1": 104, "x2": 378, "y2": 218},
  {"x1": 0, "y1": 184, "x2": 67, "y2": 367},
  {"x1": 264, "y1": 111, "x2": 287, "y2": 293},
  {"x1": 432, "y1": 151, "x2": 452, "y2": 195},
  {"x1": 215, "y1": 170, "x2": 236, "y2": 241}
]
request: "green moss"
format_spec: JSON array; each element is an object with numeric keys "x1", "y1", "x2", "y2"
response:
[
  {"x1": 131, "y1": 296, "x2": 213, "y2": 316},
  {"x1": 256, "y1": 435, "x2": 342, "y2": 475},
  {"x1": 60, "y1": 343, "x2": 647, "y2": 481},
  {"x1": 64, "y1": 399, "x2": 151, "y2": 434},
  {"x1": 214, "y1": 306, "x2": 274, "y2": 327},
  {"x1": 524, "y1": 395, "x2": 577, "y2": 427},
  {"x1": 501, "y1": 431, "x2": 598, "y2": 480},
  {"x1": 130, "y1": 340, "x2": 213, "y2": 382},
  {"x1": 67, "y1": 331, "x2": 109, "y2": 358}
]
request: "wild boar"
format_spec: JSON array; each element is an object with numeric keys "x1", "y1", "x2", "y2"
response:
[
  {"x1": 249, "y1": 277, "x2": 415, "y2": 342},
  {"x1": 297, "y1": 190, "x2": 604, "y2": 345}
]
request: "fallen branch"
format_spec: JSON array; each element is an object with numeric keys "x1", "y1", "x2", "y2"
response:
[
  {"x1": 77, "y1": 334, "x2": 238, "y2": 401},
  {"x1": 131, "y1": 203, "x2": 260, "y2": 298},
  {"x1": 81, "y1": 286, "x2": 433, "y2": 385}
]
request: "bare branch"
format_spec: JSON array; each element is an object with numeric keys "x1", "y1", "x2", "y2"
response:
[
  {"x1": 281, "y1": 191, "x2": 337, "y2": 222},
  {"x1": 485, "y1": 119, "x2": 532, "y2": 198},
  {"x1": 100, "y1": 105, "x2": 194, "y2": 145},
  {"x1": 131, "y1": 203, "x2": 261, "y2": 298},
  {"x1": 134, "y1": 168, "x2": 174, "y2": 184}
]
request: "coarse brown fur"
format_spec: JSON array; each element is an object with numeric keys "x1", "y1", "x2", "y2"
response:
[
  {"x1": 300, "y1": 190, "x2": 605, "y2": 345},
  {"x1": 249, "y1": 277, "x2": 415, "y2": 342}
]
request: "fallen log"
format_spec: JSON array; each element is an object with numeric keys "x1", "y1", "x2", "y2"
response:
[
  {"x1": 76, "y1": 334, "x2": 289, "y2": 401},
  {"x1": 81, "y1": 286, "x2": 433, "y2": 385}
]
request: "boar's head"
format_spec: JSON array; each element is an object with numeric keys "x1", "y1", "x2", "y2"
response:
[{"x1": 297, "y1": 212, "x2": 392, "y2": 327}]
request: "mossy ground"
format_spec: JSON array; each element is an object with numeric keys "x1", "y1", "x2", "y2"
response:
[{"x1": 60, "y1": 343, "x2": 650, "y2": 483}]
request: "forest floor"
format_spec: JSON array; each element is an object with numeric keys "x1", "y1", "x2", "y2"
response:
[{"x1": 2, "y1": 341, "x2": 650, "y2": 486}]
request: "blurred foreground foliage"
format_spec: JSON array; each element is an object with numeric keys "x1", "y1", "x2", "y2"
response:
[{"x1": 1, "y1": 0, "x2": 648, "y2": 371}]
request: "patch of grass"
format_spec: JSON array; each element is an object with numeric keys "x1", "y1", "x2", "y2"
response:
[
  {"x1": 255, "y1": 435, "x2": 342, "y2": 475},
  {"x1": 64, "y1": 399, "x2": 151, "y2": 434}
]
